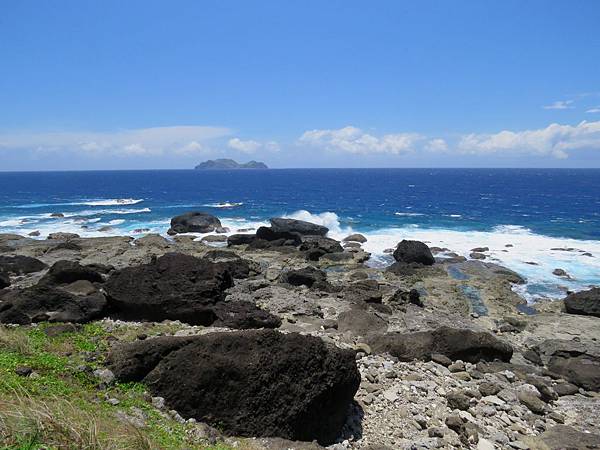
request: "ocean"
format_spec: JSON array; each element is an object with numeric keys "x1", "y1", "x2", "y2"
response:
[{"x1": 1, "y1": 168, "x2": 599, "y2": 303}]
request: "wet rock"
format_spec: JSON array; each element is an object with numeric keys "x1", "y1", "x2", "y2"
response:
[
  {"x1": 107, "y1": 329, "x2": 360, "y2": 444},
  {"x1": 564, "y1": 287, "x2": 600, "y2": 317},
  {"x1": 167, "y1": 211, "x2": 221, "y2": 235},
  {"x1": 552, "y1": 268, "x2": 571, "y2": 278},
  {"x1": 0, "y1": 255, "x2": 47, "y2": 275},
  {"x1": 393, "y1": 240, "x2": 434, "y2": 266},
  {"x1": 270, "y1": 218, "x2": 328, "y2": 236},
  {"x1": 470, "y1": 252, "x2": 487, "y2": 260},
  {"x1": 471, "y1": 247, "x2": 489, "y2": 252},
  {"x1": 369, "y1": 326, "x2": 513, "y2": 363}
]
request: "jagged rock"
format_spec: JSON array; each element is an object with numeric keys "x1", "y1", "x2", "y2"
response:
[
  {"x1": 299, "y1": 236, "x2": 343, "y2": 261},
  {"x1": 0, "y1": 284, "x2": 107, "y2": 324},
  {"x1": 393, "y1": 240, "x2": 434, "y2": 266},
  {"x1": 564, "y1": 287, "x2": 600, "y2": 317},
  {"x1": 0, "y1": 255, "x2": 47, "y2": 275},
  {"x1": 107, "y1": 330, "x2": 360, "y2": 444},
  {"x1": 525, "y1": 425, "x2": 600, "y2": 449},
  {"x1": 389, "y1": 288, "x2": 423, "y2": 307},
  {"x1": 167, "y1": 212, "x2": 221, "y2": 235},
  {"x1": 344, "y1": 279, "x2": 382, "y2": 304},
  {"x1": 270, "y1": 218, "x2": 328, "y2": 236},
  {"x1": 369, "y1": 326, "x2": 513, "y2": 363},
  {"x1": 48, "y1": 232, "x2": 80, "y2": 240},
  {"x1": 252, "y1": 227, "x2": 302, "y2": 248}
]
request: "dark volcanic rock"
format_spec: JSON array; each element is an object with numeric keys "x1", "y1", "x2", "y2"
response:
[
  {"x1": 107, "y1": 330, "x2": 360, "y2": 444},
  {"x1": 299, "y1": 236, "x2": 343, "y2": 261},
  {"x1": 227, "y1": 234, "x2": 257, "y2": 246},
  {"x1": 0, "y1": 285, "x2": 107, "y2": 325},
  {"x1": 393, "y1": 240, "x2": 435, "y2": 266},
  {"x1": 254, "y1": 227, "x2": 302, "y2": 247},
  {"x1": 0, "y1": 255, "x2": 47, "y2": 275},
  {"x1": 167, "y1": 212, "x2": 222, "y2": 235},
  {"x1": 104, "y1": 253, "x2": 231, "y2": 324},
  {"x1": 564, "y1": 287, "x2": 600, "y2": 317},
  {"x1": 103, "y1": 253, "x2": 276, "y2": 328},
  {"x1": 389, "y1": 288, "x2": 423, "y2": 307},
  {"x1": 280, "y1": 266, "x2": 328, "y2": 289},
  {"x1": 270, "y1": 218, "x2": 328, "y2": 236},
  {"x1": 344, "y1": 280, "x2": 382, "y2": 304},
  {"x1": 369, "y1": 326, "x2": 513, "y2": 363},
  {"x1": 40, "y1": 260, "x2": 104, "y2": 285},
  {"x1": 0, "y1": 270, "x2": 9, "y2": 289}
]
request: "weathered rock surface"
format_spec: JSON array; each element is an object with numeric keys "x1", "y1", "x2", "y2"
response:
[
  {"x1": 0, "y1": 270, "x2": 9, "y2": 289},
  {"x1": 40, "y1": 260, "x2": 104, "y2": 285},
  {"x1": 369, "y1": 326, "x2": 513, "y2": 363},
  {"x1": 167, "y1": 212, "x2": 222, "y2": 235},
  {"x1": 107, "y1": 330, "x2": 360, "y2": 444},
  {"x1": 0, "y1": 255, "x2": 47, "y2": 275},
  {"x1": 393, "y1": 240, "x2": 435, "y2": 266},
  {"x1": 564, "y1": 287, "x2": 600, "y2": 317}
]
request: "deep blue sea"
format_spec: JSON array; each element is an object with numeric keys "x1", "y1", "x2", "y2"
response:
[{"x1": 1, "y1": 169, "x2": 599, "y2": 302}]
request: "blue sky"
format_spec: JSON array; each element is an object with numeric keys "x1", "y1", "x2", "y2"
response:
[{"x1": 1, "y1": 0, "x2": 600, "y2": 170}]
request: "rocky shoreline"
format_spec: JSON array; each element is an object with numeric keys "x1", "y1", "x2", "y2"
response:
[{"x1": 0, "y1": 213, "x2": 599, "y2": 449}]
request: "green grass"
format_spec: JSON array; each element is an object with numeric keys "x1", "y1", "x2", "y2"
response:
[{"x1": 0, "y1": 323, "x2": 244, "y2": 450}]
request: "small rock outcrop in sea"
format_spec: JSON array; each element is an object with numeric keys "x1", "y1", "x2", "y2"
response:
[
  {"x1": 563, "y1": 287, "x2": 600, "y2": 317},
  {"x1": 107, "y1": 329, "x2": 360, "y2": 444},
  {"x1": 369, "y1": 326, "x2": 513, "y2": 363},
  {"x1": 392, "y1": 240, "x2": 435, "y2": 266},
  {"x1": 194, "y1": 158, "x2": 268, "y2": 169},
  {"x1": 167, "y1": 211, "x2": 222, "y2": 235},
  {"x1": 269, "y1": 218, "x2": 328, "y2": 236}
]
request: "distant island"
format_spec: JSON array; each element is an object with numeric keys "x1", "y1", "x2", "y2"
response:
[{"x1": 194, "y1": 159, "x2": 268, "y2": 170}]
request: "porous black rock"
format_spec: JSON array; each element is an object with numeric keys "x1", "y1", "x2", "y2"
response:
[
  {"x1": 107, "y1": 329, "x2": 360, "y2": 444},
  {"x1": 0, "y1": 255, "x2": 47, "y2": 275},
  {"x1": 270, "y1": 218, "x2": 328, "y2": 236},
  {"x1": 564, "y1": 287, "x2": 600, "y2": 317},
  {"x1": 167, "y1": 212, "x2": 222, "y2": 235},
  {"x1": 393, "y1": 240, "x2": 435, "y2": 266}
]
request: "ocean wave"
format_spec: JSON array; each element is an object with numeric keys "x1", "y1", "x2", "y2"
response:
[
  {"x1": 11, "y1": 198, "x2": 144, "y2": 208},
  {"x1": 284, "y1": 210, "x2": 349, "y2": 235},
  {"x1": 202, "y1": 202, "x2": 244, "y2": 208},
  {"x1": 62, "y1": 208, "x2": 151, "y2": 217},
  {"x1": 394, "y1": 212, "x2": 425, "y2": 217}
]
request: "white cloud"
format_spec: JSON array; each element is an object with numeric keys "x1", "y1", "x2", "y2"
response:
[
  {"x1": 425, "y1": 138, "x2": 448, "y2": 152},
  {"x1": 0, "y1": 125, "x2": 230, "y2": 156},
  {"x1": 543, "y1": 100, "x2": 574, "y2": 110},
  {"x1": 458, "y1": 121, "x2": 600, "y2": 159},
  {"x1": 227, "y1": 138, "x2": 280, "y2": 153},
  {"x1": 299, "y1": 126, "x2": 422, "y2": 154},
  {"x1": 587, "y1": 107, "x2": 600, "y2": 114}
]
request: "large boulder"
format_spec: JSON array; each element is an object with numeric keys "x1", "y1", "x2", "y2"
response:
[
  {"x1": 227, "y1": 234, "x2": 257, "y2": 247},
  {"x1": 279, "y1": 266, "x2": 333, "y2": 291},
  {"x1": 0, "y1": 284, "x2": 107, "y2": 325},
  {"x1": 107, "y1": 330, "x2": 360, "y2": 444},
  {"x1": 393, "y1": 240, "x2": 434, "y2": 266},
  {"x1": 369, "y1": 326, "x2": 513, "y2": 363},
  {"x1": 253, "y1": 227, "x2": 302, "y2": 247},
  {"x1": 270, "y1": 218, "x2": 328, "y2": 236},
  {"x1": 39, "y1": 260, "x2": 104, "y2": 285},
  {"x1": 534, "y1": 339, "x2": 600, "y2": 391},
  {"x1": 167, "y1": 212, "x2": 222, "y2": 235},
  {"x1": 525, "y1": 425, "x2": 600, "y2": 450},
  {"x1": 564, "y1": 287, "x2": 600, "y2": 317},
  {"x1": 103, "y1": 253, "x2": 276, "y2": 328},
  {"x1": 0, "y1": 255, "x2": 47, "y2": 275}
]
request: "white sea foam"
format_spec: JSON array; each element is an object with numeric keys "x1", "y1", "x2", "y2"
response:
[
  {"x1": 12, "y1": 198, "x2": 144, "y2": 208},
  {"x1": 61, "y1": 208, "x2": 151, "y2": 217},
  {"x1": 284, "y1": 210, "x2": 349, "y2": 235},
  {"x1": 394, "y1": 212, "x2": 425, "y2": 217},
  {"x1": 202, "y1": 202, "x2": 244, "y2": 208}
]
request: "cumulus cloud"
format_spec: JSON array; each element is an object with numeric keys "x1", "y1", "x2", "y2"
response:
[
  {"x1": 227, "y1": 138, "x2": 280, "y2": 153},
  {"x1": 543, "y1": 100, "x2": 574, "y2": 110},
  {"x1": 458, "y1": 121, "x2": 600, "y2": 159},
  {"x1": 0, "y1": 125, "x2": 231, "y2": 156},
  {"x1": 299, "y1": 126, "x2": 423, "y2": 154}
]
